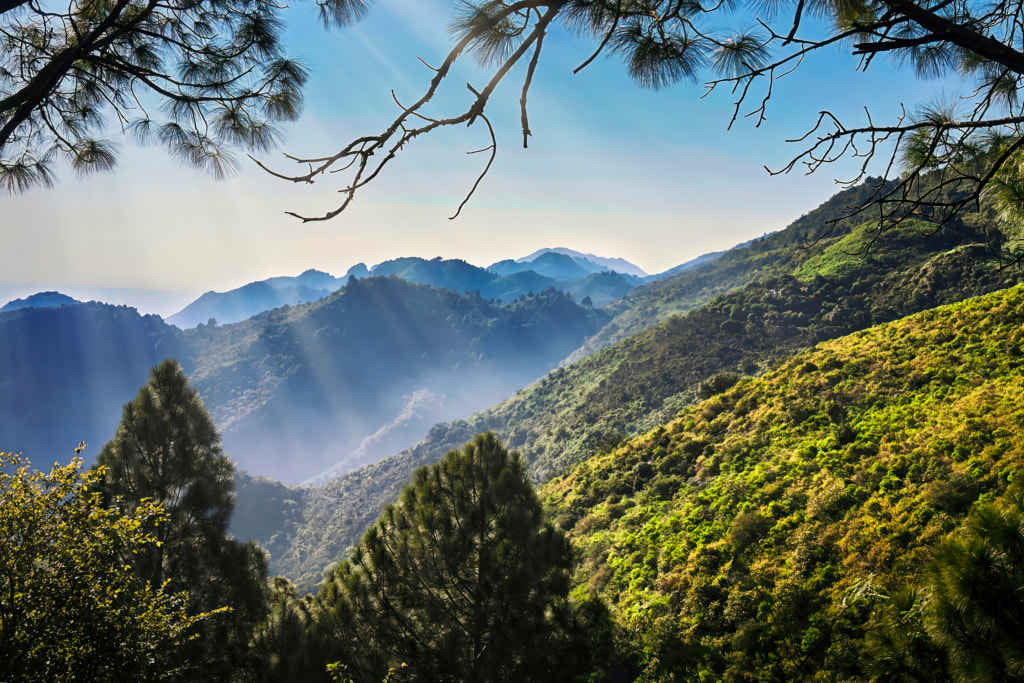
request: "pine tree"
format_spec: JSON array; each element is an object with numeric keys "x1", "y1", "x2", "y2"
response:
[
  {"x1": 247, "y1": 577, "x2": 315, "y2": 683},
  {"x1": 309, "y1": 432, "x2": 572, "y2": 682},
  {"x1": 95, "y1": 358, "x2": 268, "y2": 681},
  {"x1": 926, "y1": 484, "x2": 1024, "y2": 682},
  {"x1": 863, "y1": 588, "x2": 950, "y2": 682}
]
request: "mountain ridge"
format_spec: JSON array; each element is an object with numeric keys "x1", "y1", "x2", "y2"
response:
[{"x1": 0, "y1": 291, "x2": 80, "y2": 313}]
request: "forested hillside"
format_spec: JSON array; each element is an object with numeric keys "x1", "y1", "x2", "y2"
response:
[
  {"x1": 562, "y1": 179, "x2": 899, "y2": 363},
  {"x1": 190, "y1": 277, "x2": 608, "y2": 482},
  {"x1": 237, "y1": 188, "x2": 1022, "y2": 593},
  {"x1": 544, "y1": 283, "x2": 1024, "y2": 679}
]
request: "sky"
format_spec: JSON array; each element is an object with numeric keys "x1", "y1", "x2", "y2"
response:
[{"x1": 1, "y1": 0, "x2": 962, "y2": 316}]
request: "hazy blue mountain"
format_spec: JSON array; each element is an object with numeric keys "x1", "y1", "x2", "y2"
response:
[
  {"x1": 0, "y1": 291, "x2": 80, "y2": 313},
  {"x1": 515, "y1": 252, "x2": 594, "y2": 281},
  {"x1": 485, "y1": 259, "x2": 522, "y2": 277},
  {"x1": 566, "y1": 271, "x2": 643, "y2": 307},
  {"x1": 484, "y1": 270, "x2": 563, "y2": 302},
  {"x1": 369, "y1": 257, "x2": 496, "y2": 293},
  {"x1": 490, "y1": 251, "x2": 602, "y2": 281},
  {"x1": 369, "y1": 256, "x2": 642, "y2": 307},
  {"x1": 167, "y1": 270, "x2": 344, "y2": 329},
  {"x1": 645, "y1": 250, "x2": 726, "y2": 282},
  {"x1": 345, "y1": 263, "x2": 370, "y2": 279},
  {"x1": 186, "y1": 277, "x2": 610, "y2": 483},
  {"x1": 0, "y1": 302, "x2": 191, "y2": 461},
  {"x1": 168, "y1": 250, "x2": 647, "y2": 333},
  {"x1": 514, "y1": 247, "x2": 648, "y2": 277},
  {"x1": 264, "y1": 269, "x2": 341, "y2": 291}
]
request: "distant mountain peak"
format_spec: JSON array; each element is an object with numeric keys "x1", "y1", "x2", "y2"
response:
[
  {"x1": 514, "y1": 247, "x2": 647, "y2": 278},
  {"x1": 345, "y1": 263, "x2": 370, "y2": 279},
  {"x1": 0, "y1": 291, "x2": 81, "y2": 314},
  {"x1": 168, "y1": 270, "x2": 344, "y2": 328}
]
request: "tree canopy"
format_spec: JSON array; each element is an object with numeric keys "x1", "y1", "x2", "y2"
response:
[
  {"x1": 307, "y1": 432, "x2": 574, "y2": 682},
  {"x1": 0, "y1": 0, "x2": 367, "y2": 191},
  {"x1": 263, "y1": 0, "x2": 1024, "y2": 240},
  {"x1": 95, "y1": 358, "x2": 269, "y2": 681}
]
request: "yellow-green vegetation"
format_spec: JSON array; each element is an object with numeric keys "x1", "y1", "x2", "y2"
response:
[
  {"x1": 0, "y1": 452, "x2": 204, "y2": 681},
  {"x1": 543, "y1": 284, "x2": 1024, "y2": 680}
]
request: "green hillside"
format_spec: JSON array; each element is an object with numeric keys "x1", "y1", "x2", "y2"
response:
[
  {"x1": 243, "y1": 208, "x2": 1021, "y2": 593},
  {"x1": 543, "y1": 284, "x2": 1024, "y2": 680},
  {"x1": 562, "y1": 179, "x2": 900, "y2": 364}
]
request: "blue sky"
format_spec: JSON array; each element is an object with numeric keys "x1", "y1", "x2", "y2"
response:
[{"x1": 1, "y1": 0, "x2": 959, "y2": 316}]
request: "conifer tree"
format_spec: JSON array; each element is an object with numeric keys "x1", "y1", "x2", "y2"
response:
[
  {"x1": 926, "y1": 484, "x2": 1024, "y2": 682},
  {"x1": 95, "y1": 358, "x2": 268, "y2": 681},
  {"x1": 309, "y1": 432, "x2": 572, "y2": 682},
  {"x1": 247, "y1": 577, "x2": 316, "y2": 683}
]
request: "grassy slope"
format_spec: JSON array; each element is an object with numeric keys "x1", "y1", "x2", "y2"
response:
[{"x1": 543, "y1": 284, "x2": 1024, "y2": 680}]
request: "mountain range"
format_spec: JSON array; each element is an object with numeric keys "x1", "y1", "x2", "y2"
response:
[
  {"x1": 165, "y1": 249, "x2": 654, "y2": 329},
  {"x1": 0, "y1": 277, "x2": 609, "y2": 484},
  {"x1": 186, "y1": 279, "x2": 609, "y2": 482}
]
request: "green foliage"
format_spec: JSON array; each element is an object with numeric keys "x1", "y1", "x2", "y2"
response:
[
  {"x1": 308, "y1": 433, "x2": 574, "y2": 682},
  {"x1": 0, "y1": 452, "x2": 202, "y2": 681},
  {"x1": 542, "y1": 284, "x2": 1024, "y2": 680},
  {"x1": 0, "y1": 0, "x2": 365, "y2": 189},
  {"x1": 927, "y1": 483, "x2": 1024, "y2": 682},
  {"x1": 95, "y1": 359, "x2": 269, "y2": 681}
]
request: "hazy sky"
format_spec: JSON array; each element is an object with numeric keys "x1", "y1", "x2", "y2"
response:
[{"x1": 1, "y1": 0, "x2": 958, "y2": 316}]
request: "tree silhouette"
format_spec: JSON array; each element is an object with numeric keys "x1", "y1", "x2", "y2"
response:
[
  {"x1": 95, "y1": 358, "x2": 269, "y2": 681},
  {"x1": 265, "y1": 0, "x2": 1024, "y2": 244},
  {"x1": 0, "y1": 0, "x2": 367, "y2": 191},
  {"x1": 308, "y1": 432, "x2": 572, "y2": 682}
]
